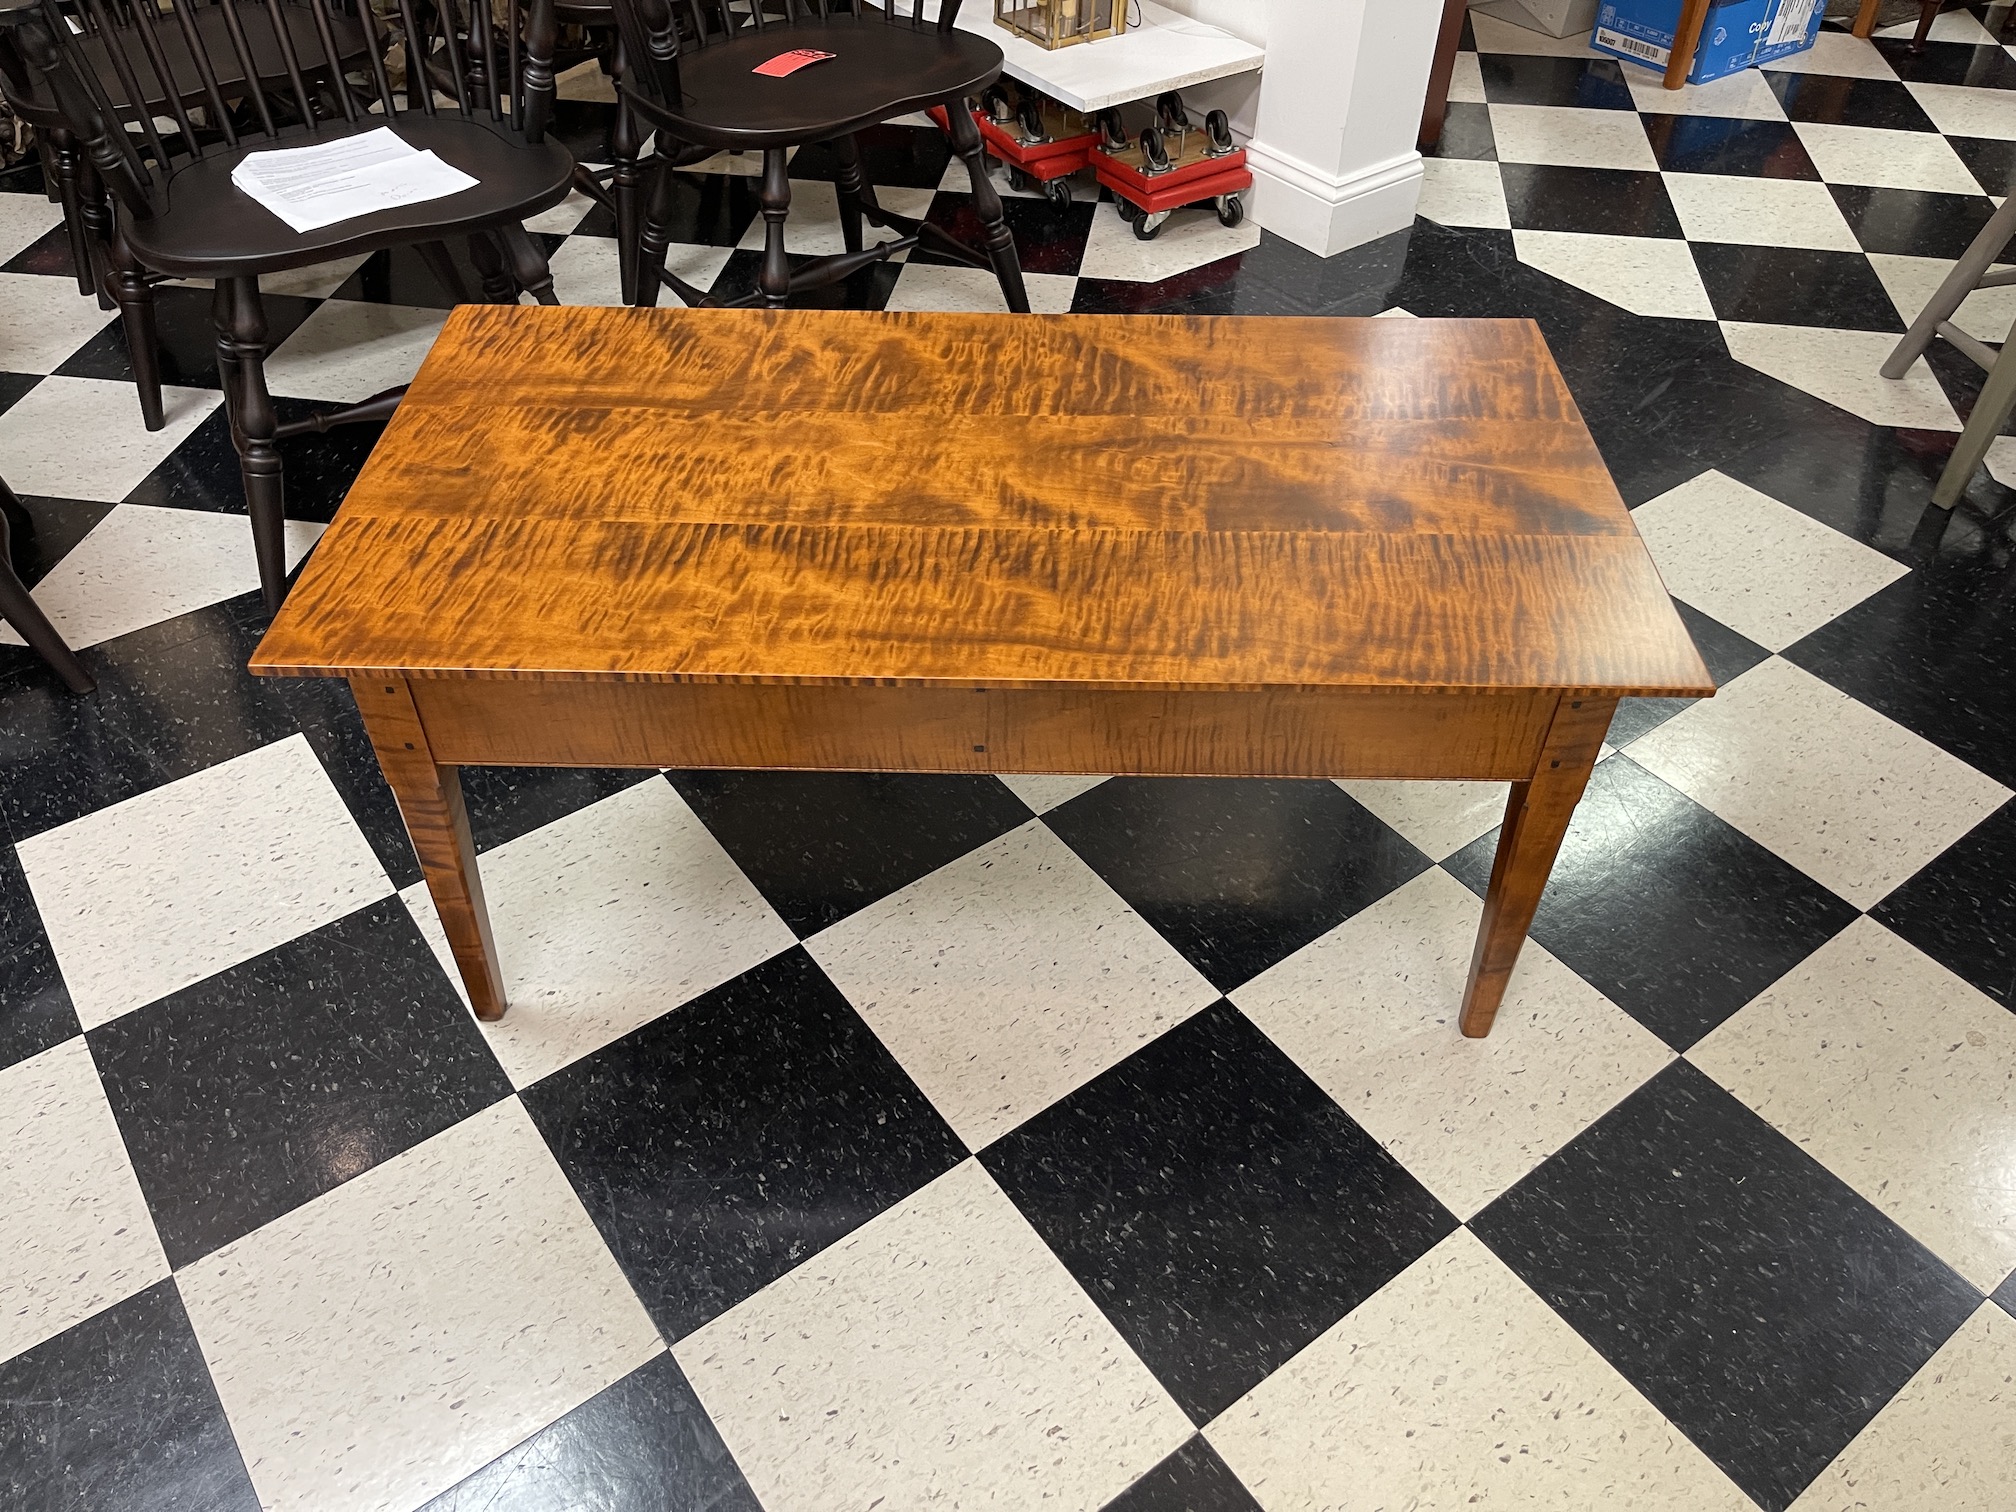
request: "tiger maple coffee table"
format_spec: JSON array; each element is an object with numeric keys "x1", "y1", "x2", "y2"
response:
[{"x1": 250, "y1": 306, "x2": 1710, "y2": 1037}]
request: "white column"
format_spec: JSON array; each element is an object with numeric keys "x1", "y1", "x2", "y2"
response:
[{"x1": 1243, "y1": 0, "x2": 1443, "y2": 257}]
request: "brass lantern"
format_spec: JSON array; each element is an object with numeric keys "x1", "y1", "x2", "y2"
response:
[{"x1": 994, "y1": 0, "x2": 1126, "y2": 49}]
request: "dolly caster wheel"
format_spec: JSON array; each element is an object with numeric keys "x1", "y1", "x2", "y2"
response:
[
  {"x1": 1009, "y1": 166, "x2": 1033, "y2": 192},
  {"x1": 1134, "y1": 209, "x2": 1171, "y2": 240},
  {"x1": 1114, "y1": 196, "x2": 1141, "y2": 223},
  {"x1": 1216, "y1": 193, "x2": 1244, "y2": 228},
  {"x1": 1043, "y1": 176, "x2": 1072, "y2": 208}
]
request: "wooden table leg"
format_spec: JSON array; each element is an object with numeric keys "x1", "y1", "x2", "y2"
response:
[
  {"x1": 1664, "y1": 0, "x2": 1712, "y2": 88},
  {"x1": 350, "y1": 676, "x2": 509, "y2": 1021},
  {"x1": 1458, "y1": 694, "x2": 1616, "y2": 1037},
  {"x1": 1852, "y1": 0, "x2": 1882, "y2": 38}
]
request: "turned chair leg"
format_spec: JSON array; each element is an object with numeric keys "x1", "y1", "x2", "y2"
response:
[
  {"x1": 0, "y1": 477, "x2": 92, "y2": 694},
  {"x1": 214, "y1": 276, "x2": 288, "y2": 613},
  {"x1": 757, "y1": 147, "x2": 792, "y2": 308},
  {"x1": 47, "y1": 128, "x2": 94, "y2": 296},
  {"x1": 1912, "y1": 0, "x2": 1940, "y2": 52},
  {"x1": 945, "y1": 101, "x2": 1031, "y2": 313},
  {"x1": 1932, "y1": 310, "x2": 2016, "y2": 508},
  {"x1": 634, "y1": 158, "x2": 671, "y2": 309},
  {"x1": 105, "y1": 222, "x2": 164, "y2": 431},
  {"x1": 834, "y1": 132, "x2": 868, "y2": 256},
  {"x1": 467, "y1": 231, "x2": 519, "y2": 303},
  {"x1": 608, "y1": 73, "x2": 646, "y2": 305},
  {"x1": 73, "y1": 158, "x2": 114, "y2": 310},
  {"x1": 495, "y1": 223, "x2": 560, "y2": 306}
]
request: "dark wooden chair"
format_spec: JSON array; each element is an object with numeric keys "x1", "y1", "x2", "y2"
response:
[
  {"x1": 0, "y1": 1, "x2": 377, "y2": 428},
  {"x1": 0, "y1": 0, "x2": 576, "y2": 611},
  {"x1": 0, "y1": 474, "x2": 93, "y2": 693},
  {"x1": 608, "y1": 0, "x2": 1028, "y2": 311}
]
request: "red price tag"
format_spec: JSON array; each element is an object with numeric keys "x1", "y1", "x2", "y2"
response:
[{"x1": 752, "y1": 49, "x2": 837, "y2": 77}]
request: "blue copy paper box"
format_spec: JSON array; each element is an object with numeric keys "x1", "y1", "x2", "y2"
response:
[{"x1": 1591, "y1": 0, "x2": 1819, "y2": 83}]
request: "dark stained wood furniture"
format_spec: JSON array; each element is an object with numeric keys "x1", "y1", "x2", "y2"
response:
[
  {"x1": 610, "y1": 0, "x2": 1029, "y2": 313},
  {"x1": 250, "y1": 307, "x2": 1712, "y2": 1038},
  {"x1": 1, "y1": 473, "x2": 93, "y2": 693},
  {"x1": 1419, "y1": 0, "x2": 1467, "y2": 152}
]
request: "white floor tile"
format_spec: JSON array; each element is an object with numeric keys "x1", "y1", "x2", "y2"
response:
[
  {"x1": 1720, "y1": 321, "x2": 1959, "y2": 429},
  {"x1": 1692, "y1": 918, "x2": 2016, "y2": 1293},
  {"x1": 734, "y1": 180, "x2": 937, "y2": 256},
  {"x1": 1206, "y1": 1229, "x2": 1754, "y2": 1512},
  {"x1": 1334, "y1": 778, "x2": 1508, "y2": 862},
  {"x1": 1869, "y1": 253, "x2": 2016, "y2": 343},
  {"x1": 1513, "y1": 229, "x2": 1717, "y2": 319},
  {"x1": 546, "y1": 234, "x2": 733, "y2": 308},
  {"x1": 1077, "y1": 199, "x2": 1263, "y2": 281},
  {"x1": 884, "y1": 262, "x2": 1078, "y2": 314},
  {"x1": 18, "y1": 733, "x2": 392, "y2": 1030},
  {"x1": 1628, "y1": 68, "x2": 1788, "y2": 121},
  {"x1": 0, "y1": 503, "x2": 322, "y2": 652},
  {"x1": 1629, "y1": 470, "x2": 1907, "y2": 651},
  {"x1": 674, "y1": 1159, "x2": 1192, "y2": 1512},
  {"x1": 521, "y1": 187, "x2": 600, "y2": 236},
  {"x1": 807, "y1": 820, "x2": 1219, "y2": 1149},
  {"x1": 1661, "y1": 172, "x2": 1862, "y2": 251},
  {"x1": 1232, "y1": 869, "x2": 1672, "y2": 1220},
  {"x1": 999, "y1": 773, "x2": 1110, "y2": 813},
  {"x1": 263, "y1": 299, "x2": 448, "y2": 401},
  {"x1": 1906, "y1": 81, "x2": 2016, "y2": 140},
  {"x1": 1417, "y1": 156, "x2": 1512, "y2": 230},
  {"x1": 1627, "y1": 657, "x2": 2012, "y2": 908},
  {"x1": 0, "y1": 271, "x2": 117, "y2": 373},
  {"x1": 1787, "y1": 1303, "x2": 2016, "y2": 1512},
  {"x1": 1879, "y1": 9, "x2": 1997, "y2": 44},
  {"x1": 0, "y1": 376, "x2": 219, "y2": 500},
  {"x1": 1489, "y1": 104, "x2": 1658, "y2": 170},
  {"x1": 1793, "y1": 121, "x2": 1983, "y2": 194},
  {"x1": 404, "y1": 778, "x2": 796, "y2": 1088},
  {"x1": 178, "y1": 1098, "x2": 662, "y2": 1512},
  {"x1": 1760, "y1": 30, "x2": 1898, "y2": 79},
  {"x1": 555, "y1": 57, "x2": 616, "y2": 103},
  {"x1": 1448, "y1": 50, "x2": 1487, "y2": 104},
  {"x1": 0, "y1": 1037, "x2": 169, "y2": 1365},
  {"x1": 0, "y1": 192, "x2": 65, "y2": 263},
  {"x1": 258, "y1": 255, "x2": 374, "y2": 300}
]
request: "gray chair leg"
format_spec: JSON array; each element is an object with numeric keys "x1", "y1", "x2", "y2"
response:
[
  {"x1": 1933, "y1": 311, "x2": 2016, "y2": 507},
  {"x1": 1884, "y1": 194, "x2": 2016, "y2": 378}
]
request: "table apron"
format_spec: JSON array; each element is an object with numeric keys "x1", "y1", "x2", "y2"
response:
[{"x1": 391, "y1": 679, "x2": 1564, "y2": 781}]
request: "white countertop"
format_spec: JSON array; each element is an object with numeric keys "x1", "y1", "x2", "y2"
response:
[{"x1": 912, "y1": 1, "x2": 1266, "y2": 112}]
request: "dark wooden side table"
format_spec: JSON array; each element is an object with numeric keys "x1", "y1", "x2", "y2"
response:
[{"x1": 250, "y1": 307, "x2": 1710, "y2": 1038}]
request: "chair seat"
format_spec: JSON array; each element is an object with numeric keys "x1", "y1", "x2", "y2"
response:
[
  {"x1": 123, "y1": 114, "x2": 575, "y2": 278},
  {"x1": 638, "y1": 20, "x2": 1003, "y2": 148},
  {"x1": 3, "y1": 1, "x2": 368, "y2": 121}
]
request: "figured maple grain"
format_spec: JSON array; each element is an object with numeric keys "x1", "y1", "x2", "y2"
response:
[{"x1": 251, "y1": 307, "x2": 1709, "y2": 698}]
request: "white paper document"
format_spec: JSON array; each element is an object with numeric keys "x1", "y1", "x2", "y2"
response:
[{"x1": 230, "y1": 127, "x2": 478, "y2": 234}]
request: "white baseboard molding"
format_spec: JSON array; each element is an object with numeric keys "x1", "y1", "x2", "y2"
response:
[{"x1": 1243, "y1": 142, "x2": 1424, "y2": 258}]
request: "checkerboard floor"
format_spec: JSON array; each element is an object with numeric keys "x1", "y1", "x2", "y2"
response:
[{"x1": 5, "y1": 13, "x2": 2016, "y2": 1511}]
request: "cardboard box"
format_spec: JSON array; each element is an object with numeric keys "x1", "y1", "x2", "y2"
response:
[
  {"x1": 1590, "y1": 0, "x2": 1822, "y2": 84},
  {"x1": 1470, "y1": 0, "x2": 1602, "y2": 41}
]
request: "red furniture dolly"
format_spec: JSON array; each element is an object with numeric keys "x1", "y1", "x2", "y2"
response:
[
  {"x1": 1093, "y1": 110, "x2": 1250, "y2": 241},
  {"x1": 928, "y1": 101, "x2": 1098, "y2": 209}
]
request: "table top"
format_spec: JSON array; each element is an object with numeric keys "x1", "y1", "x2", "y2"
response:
[{"x1": 250, "y1": 306, "x2": 1712, "y2": 699}]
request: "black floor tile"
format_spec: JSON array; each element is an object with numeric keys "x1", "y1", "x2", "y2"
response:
[
  {"x1": 667, "y1": 770, "x2": 1031, "y2": 935},
  {"x1": 123, "y1": 396, "x2": 386, "y2": 521},
  {"x1": 521, "y1": 947, "x2": 964, "y2": 1340},
  {"x1": 1070, "y1": 253, "x2": 1254, "y2": 315},
  {"x1": 55, "y1": 286, "x2": 317, "y2": 390},
  {"x1": 1995, "y1": 1267, "x2": 2016, "y2": 1318},
  {"x1": 1444, "y1": 755, "x2": 1858, "y2": 1049},
  {"x1": 587, "y1": 168, "x2": 761, "y2": 248},
  {"x1": 1784, "y1": 554, "x2": 2016, "y2": 789},
  {"x1": 90, "y1": 897, "x2": 510, "y2": 1268},
  {"x1": 1769, "y1": 72, "x2": 1941, "y2": 130},
  {"x1": 1101, "y1": 1436, "x2": 1263, "y2": 1512},
  {"x1": 1425, "y1": 100, "x2": 1496, "y2": 161},
  {"x1": 1831, "y1": 182, "x2": 2003, "y2": 256},
  {"x1": 0, "y1": 593, "x2": 301, "y2": 839},
  {"x1": 787, "y1": 121, "x2": 955, "y2": 190},
  {"x1": 1499, "y1": 163, "x2": 1684, "y2": 237},
  {"x1": 1874, "y1": 797, "x2": 2016, "y2": 1011},
  {"x1": 0, "y1": 370, "x2": 40, "y2": 415},
  {"x1": 330, "y1": 240, "x2": 510, "y2": 309},
  {"x1": 1604, "y1": 600, "x2": 1772, "y2": 749},
  {"x1": 0, "y1": 836, "x2": 78, "y2": 1073},
  {"x1": 1873, "y1": 35, "x2": 2016, "y2": 88},
  {"x1": 1690, "y1": 241, "x2": 1906, "y2": 330},
  {"x1": 1, "y1": 221, "x2": 87, "y2": 281},
  {"x1": 984, "y1": 1001, "x2": 1457, "y2": 1425},
  {"x1": 1479, "y1": 53, "x2": 1636, "y2": 109},
  {"x1": 1946, "y1": 133, "x2": 2016, "y2": 196},
  {"x1": 546, "y1": 98, "x2": 624, "y2": 168},
  {"x1": 1645, "y1": 113, "x2": 1821, "y2": 178},
  {"x1": 910, "y1": 190, "x2": 1097, "y2": 276},
  {"x1": 0, "y1": 1281, "x2": 260, "y2": 1512},
  {"x1": 1044, "y1": 778, "x2": 1430, "y2": 993},
  {"x1": 1718, "y1": 406, "x2": 1944, "y2": 559},
  {"x1": 1472, "y1": 1061, "x2": 1981, "y2": 1512},
  {"x1": 705, "y1": 247, "x2": 903, "y2": 310},
  {"x1": 417, "y1": 1353, "x2": 762, "y2": 1512},
  {"x1": 0, "y1": 489, "x2": 119, "y2": 589}
]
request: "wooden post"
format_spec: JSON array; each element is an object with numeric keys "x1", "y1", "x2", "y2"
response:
[{"x1": 1664, "y1": 0, "x2": 1712, "y2": 88}]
